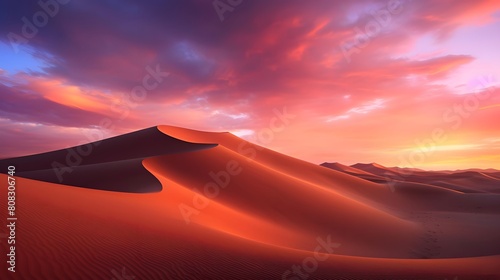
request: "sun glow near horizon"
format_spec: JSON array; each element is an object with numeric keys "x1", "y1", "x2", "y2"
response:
[{"x1": 0, "y1": 0, "x2": 499, "y2": 170}]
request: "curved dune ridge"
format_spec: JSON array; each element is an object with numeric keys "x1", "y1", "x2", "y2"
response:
[
  {"x1": 0, "y1": 127, "x2": 217, "y2": 192},
  {"x1": 1, "y1": 125, "x2": 500, "y2": 279}
]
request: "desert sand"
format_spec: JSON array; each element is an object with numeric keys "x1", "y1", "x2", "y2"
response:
[{"x1": 1, "y1": 125, "x2": 499, "y2": 279}]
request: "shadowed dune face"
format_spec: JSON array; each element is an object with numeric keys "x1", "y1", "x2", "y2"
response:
[
  {"x1": 0, "y1": 126, "x2": 217, "y2": 192},
  {"x1": 1, "y1": 125, "x2": 500, "y2": 279}
]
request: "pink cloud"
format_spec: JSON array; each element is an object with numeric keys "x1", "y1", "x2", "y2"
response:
[{"x1": 0, "y1": 0, "x2": 499, "y2": 168}]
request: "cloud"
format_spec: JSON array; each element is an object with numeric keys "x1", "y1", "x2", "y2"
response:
[
  {"x1": 0, "y1": 0, "x2": 498, "y2": 168},
  {"x1": 0, "y1": 75, "x2": 110, "y2": 128},
  {"x1": 327, "y1": 98, "x2": 387, "y2": 122}
]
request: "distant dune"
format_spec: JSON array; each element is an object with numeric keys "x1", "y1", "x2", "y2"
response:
[
  {"x1": 320, "y1": 162, "x2": 388, "y2": 183},
  {"x1": 327, "y1": 162, "x2": 500, "y2": 194},
  {"x1": 1, "y1": 126, "x2": 499, "y2": 279}
]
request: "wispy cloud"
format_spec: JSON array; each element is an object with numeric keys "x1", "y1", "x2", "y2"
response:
[
  {"x1": 327, "y1": 98, "x2": 387, "y2": 122},
  {"x1": 0, "y1": 0, "x2": 499, "y2": 169}
]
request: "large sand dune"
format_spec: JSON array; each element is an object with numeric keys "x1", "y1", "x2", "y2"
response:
[{"x1": 1, "y1": 125, "x2": 499, "y2": 279}]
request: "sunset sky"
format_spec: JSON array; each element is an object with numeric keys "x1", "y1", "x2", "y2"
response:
[{"x1": 0, "y1": 0, "x2": 499, "y2": 170}]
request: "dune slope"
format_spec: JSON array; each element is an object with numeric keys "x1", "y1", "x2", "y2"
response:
[
  {"x1": 1, "y1": 125, "x2": 499, "y2": 280},
  {"x1": 0, "y1": 127, "x2": 216, "y2": 192}
]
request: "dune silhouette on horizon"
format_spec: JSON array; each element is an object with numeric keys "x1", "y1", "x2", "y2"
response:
[
  {"x1": 321, "y1": 162, "x2": 500, "y2": 194},
  {"x1": 1, "y1": 125, "x2": 499, "y2": 280}
]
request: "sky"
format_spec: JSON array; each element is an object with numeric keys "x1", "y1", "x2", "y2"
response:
[{"x1": 0, "y1": 0, "x2": 499, "y2": 170}]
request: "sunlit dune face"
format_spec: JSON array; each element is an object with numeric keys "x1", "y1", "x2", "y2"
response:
[
  {"x1": 0, "y1": 0, "x2": 499, "y2": 170},
  {"x1": 1, "y1": 1, "x2": 500, "y2": 278}
]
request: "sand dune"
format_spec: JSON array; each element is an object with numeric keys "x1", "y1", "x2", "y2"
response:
[
  {"x1": 0, "y1": 127, "x2": 216, "y2": 192},
  {"x1": 1, "y1": 125, "x2": 499, "y2": 279},
  {"x1": 336, "y1": 162, "x2": 500, "y2": 194},
  {"x1": 320, "y1": 162, "x2": 388, "y2": 183},
  {"x1": 321, "y1": 162, "x2": 384, "y2": 177}
]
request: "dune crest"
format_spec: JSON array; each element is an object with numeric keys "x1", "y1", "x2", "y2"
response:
[{"x1": 1, "y1": 125, "x2": 499, "y2": 279}]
